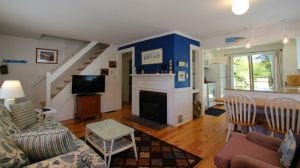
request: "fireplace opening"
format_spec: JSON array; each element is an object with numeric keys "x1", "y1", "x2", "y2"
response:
[{"x1": 139, "y1": 90, "x2": 167, "y2": 124}]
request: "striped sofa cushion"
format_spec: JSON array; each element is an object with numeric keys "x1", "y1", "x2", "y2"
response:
[
  {"x1": 10, "y1": 101, "x2": 38, "y2": 130},
  {"x1": 16, "y1": 128, "x2": 77, "y2": 162}
]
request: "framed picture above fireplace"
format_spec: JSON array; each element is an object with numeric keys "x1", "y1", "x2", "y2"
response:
[{"x1": 141, "y1": 48, "x2": 163, "y2": 65}]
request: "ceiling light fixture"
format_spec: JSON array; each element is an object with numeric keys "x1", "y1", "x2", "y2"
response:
[
  {"x1": 232, "y1": 0, "x2": 250, "y2": 15},
  {"x1": 282, "y1": 36, "x2": 289, "y2": 44},
  {"x1": 246, "y1": 42, "x2": 251, "y2": 48}
]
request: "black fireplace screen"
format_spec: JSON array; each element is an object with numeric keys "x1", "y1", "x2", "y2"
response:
[{"x1": 139, "y1": 90, "x2": 167, "y2": 124}]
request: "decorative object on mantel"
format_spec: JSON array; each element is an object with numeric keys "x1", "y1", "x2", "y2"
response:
[
  {"x1": 36, "y1": 48, "x2": 58, "y2": 64},
  {"x1": 169, "y1": 59, "x2": 173, "y2": 74},
  {"x1": 141, "y1": 48, "x2": 163, "y2": 65},
  {"x1": 0, "y1": 61, "x2": 8, "y2": 74},
  {"x1": 178, "y1": 71, "x2": 186, "y2": 81},
  {"x1": 108, "y1": 61, "x2": 117, "y2": 68}
]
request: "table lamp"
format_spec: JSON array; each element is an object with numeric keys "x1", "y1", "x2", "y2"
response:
[{"x1": 0, "y1": 80, "x2": 25, "y2": 110}]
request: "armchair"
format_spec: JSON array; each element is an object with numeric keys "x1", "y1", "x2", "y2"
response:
[{"x1": 214, "y1": 132, "x2": 299, "y2": 168}]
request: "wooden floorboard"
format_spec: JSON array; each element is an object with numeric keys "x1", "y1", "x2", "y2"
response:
[{"x1": 62, "y1": 104, "x2": 227, "y2": 168}]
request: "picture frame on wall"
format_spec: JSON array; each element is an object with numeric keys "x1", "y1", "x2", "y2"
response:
[
  {"x1": 109, "y1": 61, "x2": 117, "y2": 68},
  {"x1": 178, "y1": 71, "x2": 186, "y2": 82},
  {"x1": 36, "y1": 48, "x2": 58, "y2": 64},
  {"x1": 141, "y1": 48, "x2": 163, "y2": 65},
  {"x1": 178, "y1": 61, "x2": 186, "y2": 67},
  {"x1": 100, "y1": 68, "x2": 109, "y2": 76}
]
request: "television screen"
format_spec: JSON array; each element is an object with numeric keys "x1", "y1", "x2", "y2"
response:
[{"x1": 72, "y1": 75, "x2": 105, "y2": 94}]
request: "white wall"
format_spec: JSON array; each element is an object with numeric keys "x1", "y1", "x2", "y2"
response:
[
  {"x1": 204, "y1": 40, "x2": 300, "y2": 86},
  {"x1": 282, "y1": 39, "x2": 299, "y2": 79},
  {"x1": 0, "y1": 34, "x2": 87, "y2": 107},
  {"x1": 205, "y1": 42, "x2": 283, "y2": 66}
]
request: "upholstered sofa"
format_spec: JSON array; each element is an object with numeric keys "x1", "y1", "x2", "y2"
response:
[
  {"x1": 0, "y1": 102, "x2": 106, "y2": 168},
  {"x1": 214, "y1": 132, "x2": 300, "y2": 168}
]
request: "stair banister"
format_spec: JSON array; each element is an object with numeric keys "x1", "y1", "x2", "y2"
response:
[{"x1": 46, "y1": 41, "x2": 98, "y2": 106}]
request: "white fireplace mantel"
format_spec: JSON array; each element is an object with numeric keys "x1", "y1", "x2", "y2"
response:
[{"x1": 131, "y1": 74, "x2": 193, "y2": 126}]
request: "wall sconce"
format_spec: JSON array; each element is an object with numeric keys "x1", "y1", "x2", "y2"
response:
[
  {"x1": 232, "y1": 0, "x2": 250, "y2": 15},
  {"x1": 0, "y1": 80, "x2": 25, "y2": 110}
]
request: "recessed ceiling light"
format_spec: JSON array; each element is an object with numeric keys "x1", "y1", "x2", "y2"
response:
[
  {"x1": 232, "y1": 0, "x2": 250, "y2": 15},
  {"x1": 282, "y1": 36, "x2": 289, "y2": 44},
  {"x1": 246, "y1": 42, "x2": 251, "y2": 48}
]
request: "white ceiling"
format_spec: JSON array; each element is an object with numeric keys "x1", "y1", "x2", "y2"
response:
[{"x1": 0, "y1": 0, "x2": 300, "y2": 45}]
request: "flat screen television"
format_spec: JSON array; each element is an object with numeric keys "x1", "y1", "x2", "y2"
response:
[{"x1": 72, "y1": 75, "x2": 105, "y2": 95}]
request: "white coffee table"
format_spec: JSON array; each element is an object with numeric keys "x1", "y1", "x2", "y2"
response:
[{"x1": 85, "y1": 119, "x2": 138, "y2": 167}]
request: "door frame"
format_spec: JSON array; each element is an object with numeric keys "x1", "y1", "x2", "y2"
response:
[{"x1": 118, "y1": 47, "x2": 135, "y2": 104}]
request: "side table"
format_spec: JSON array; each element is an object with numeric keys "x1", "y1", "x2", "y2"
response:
[
  {"x1": 35, "y1": 107, "x2": 57, "y2": 119},
  {"x1": 85, "y1": 119, "x2": 138, "y2": 167}
]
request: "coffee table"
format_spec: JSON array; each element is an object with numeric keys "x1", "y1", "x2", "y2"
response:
[{"x1": 85, "y1": 119, "x2": 138, "y2": 167}]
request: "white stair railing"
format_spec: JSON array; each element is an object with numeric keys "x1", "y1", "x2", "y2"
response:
[{"x1": 46, "y1": 41, "x2": 98, "y2": 106}]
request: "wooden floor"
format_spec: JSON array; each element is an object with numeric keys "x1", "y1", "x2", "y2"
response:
[{"x1": 62, "y1": 104, "x2": 228, "y2": 168}]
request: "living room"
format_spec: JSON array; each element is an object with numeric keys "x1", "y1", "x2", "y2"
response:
[{"x1": 0, "y1": 1, "x2": 300, "y2": 168}]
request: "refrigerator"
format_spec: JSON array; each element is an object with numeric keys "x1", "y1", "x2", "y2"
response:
[{"x1": 205, "y1": 64, "x2": 227, "y2": 99}]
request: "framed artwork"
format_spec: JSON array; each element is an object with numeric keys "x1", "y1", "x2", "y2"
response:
[
  {"x1": 178, "y1": 71, "x2": 186, "y2": 82},
  {"x1": 141, "y1": 48, "x2": 163, "y2": 65},
  {"x1": 178, "y1": 61, "x2": 186, "y2": 67},
  {"x1": 101, "y1": 68, "x2": 109, "y2": 76},
  {"x1": 36, "y1": 48, "x2": 58, "y2": 64},
  {"x1": 109, "y1": 61, "x2": 117, "y2": 68}
]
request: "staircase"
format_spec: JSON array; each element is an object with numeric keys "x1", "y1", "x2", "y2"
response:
[
  {"x1": 45, "y1": 40, "x2": 119, "y2": 121},
  {"x1": 50, "y1": 43, "x2": 108, "y2": 99}
]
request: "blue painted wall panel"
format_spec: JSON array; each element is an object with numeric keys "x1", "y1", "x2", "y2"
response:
[
  {"x1": 119, "y1": 33, "x2": 200, "y2": 88},
  {"x1": 173, "y1": 35, "x2": 199, "y2": 88}
]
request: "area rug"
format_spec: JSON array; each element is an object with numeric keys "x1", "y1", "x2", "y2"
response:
[
  {"x1": 205, "y1": 107, "x2": 226, "y2": 116},
  {"x1": 128, "y1": 115, "x2": 167, "y2": 131},
  {"x1": 82, "y1": 130, "x2": 202, "y2": 168}
]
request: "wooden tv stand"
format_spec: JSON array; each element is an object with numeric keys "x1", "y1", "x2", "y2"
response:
[{"x1": 75, "y1": 94, "x2": 101, "y2": 120}]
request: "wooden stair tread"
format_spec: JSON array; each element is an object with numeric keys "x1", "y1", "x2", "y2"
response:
[
  {"x1": 83, "y1": 62, "x2": 92, "y2": 65},
  {"x1": 89, "y1": 56, "x2": 98, "y2": 60},
  {"x1": 56, "y1": 86, "x2": 65, "y2": 90},
  {"x1": 51, "y1": 94, "x2": 57, "y2": 98}
]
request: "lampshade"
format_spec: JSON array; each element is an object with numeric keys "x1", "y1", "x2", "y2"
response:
[
  {"x1": 232, "y1": 0, "x2": 249, "y2": 15},
  {"x1": 0, "y1": 80, "x2": 25, "y2": 99}
]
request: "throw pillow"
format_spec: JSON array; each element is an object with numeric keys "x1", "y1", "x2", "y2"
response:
[
  {"x1": 278, "y1": 130, "x2": 297, "y2": 168},
  {"x1": 10, "y1": 101, "x2": 38, "y2": 130},
  {"x1": 0, "y1": 135, "x2": 30, "y2": 167},
  {"x1": 16, "y1": 128, "x2": 78, "y2": 162},
  {"x1": 290, "y1": 133, "x2": 300, "y2": 168},
  {"x1": 0, "y1": 109, "x2": 20, "y2": 137}
]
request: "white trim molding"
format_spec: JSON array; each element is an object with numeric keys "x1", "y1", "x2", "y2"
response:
[{"x1": 119, "y1": 30, "x2": 200, "y2": 48}]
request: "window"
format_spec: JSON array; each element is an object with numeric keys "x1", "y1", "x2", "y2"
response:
[{"x1": 231, "y1": 52, "x2": 274, "y2": 91}]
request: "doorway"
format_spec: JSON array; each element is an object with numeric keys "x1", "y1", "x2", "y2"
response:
[{"x1": 121, "y1": 52, "x2": 132, "y2": 104}]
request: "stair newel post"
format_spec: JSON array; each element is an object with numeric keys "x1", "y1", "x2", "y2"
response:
[{"x1": 46, "y1": 72, "x2": 52, "y2": 106}]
